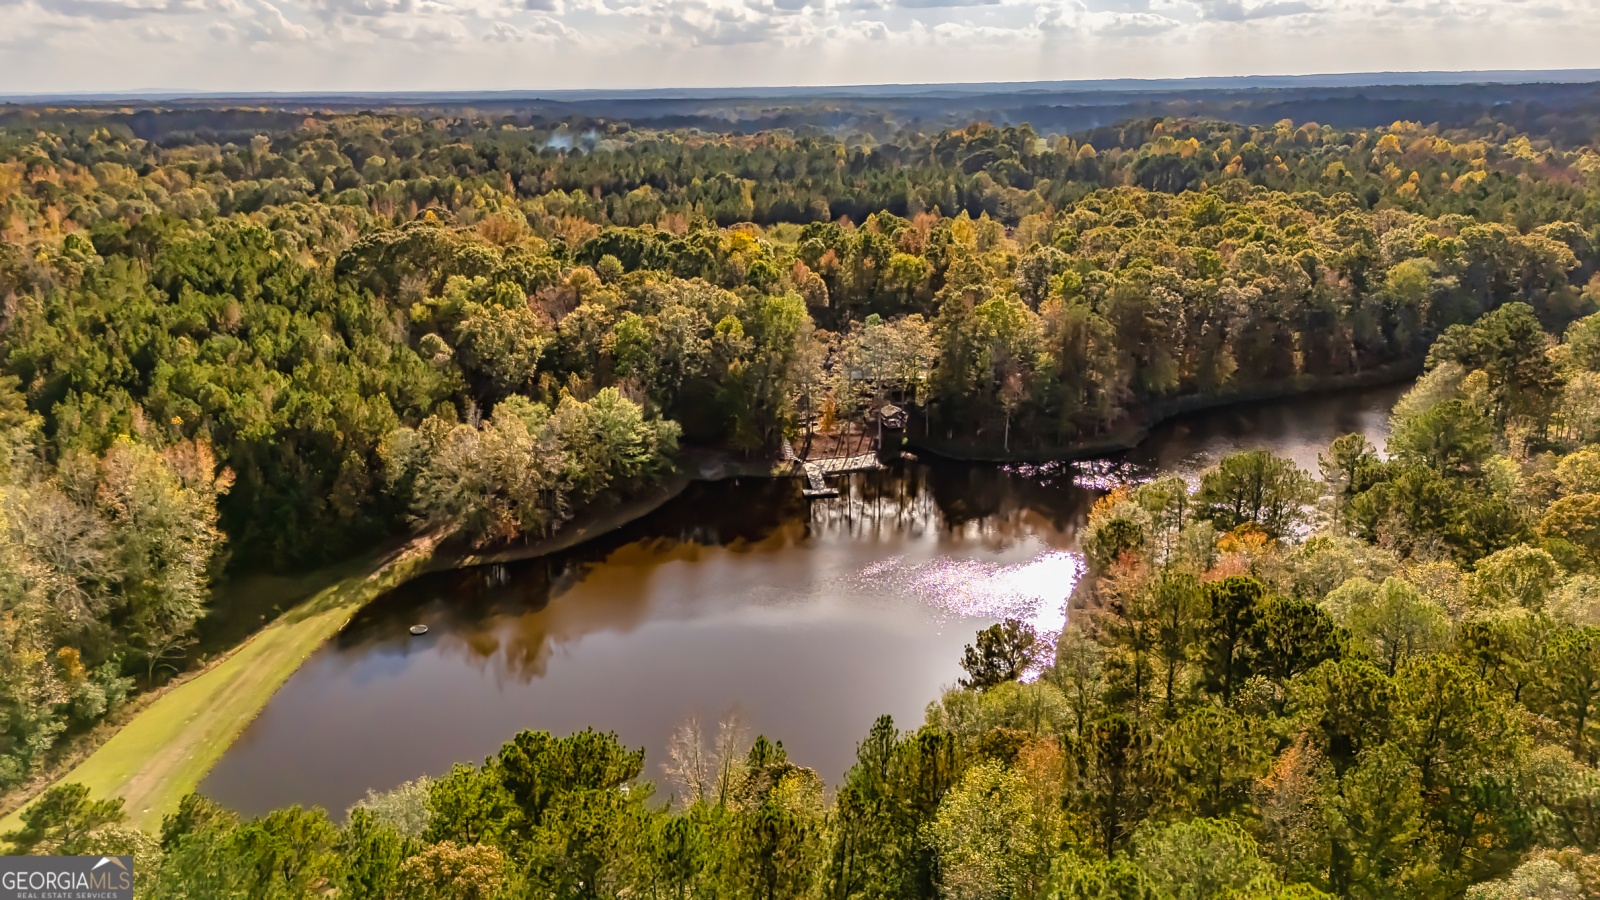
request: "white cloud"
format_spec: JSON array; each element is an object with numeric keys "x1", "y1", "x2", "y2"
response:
[
  {"x1": 0, "y1": 0, "x2": 1595, "y2": 91},
  {"x1": 601, "y1": 0, "x2": 832, "y2": 46},
  {"x1": 237, "y1": 0, "x2": 313, "y2": 37},
  {"x1": 893, "y1": 0, "x2": 1000, "y2": 9},
  {"x1": 1192, "y1": 0, "x2": 1317, "y2": 21},
  {"x1": 1085, "y1": 9, "x2": 1178, "y2": 33},
  {"x1": 486, "y1": 13, "x2": 570, "y2": 36},
  {"x1": 35, "y1": 0, "x2": 212, "y2": 19},
  {"x1": 132, "y1": 21, "x2": 183, "y2": 36},
  {"x1": 307, "y1": 0, "x2": 411, "y2": 20}
]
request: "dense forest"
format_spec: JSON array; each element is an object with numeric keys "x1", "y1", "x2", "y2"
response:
[
  {"x1": 11, "y1": 309, "x2": 1600, "y2": 898},
  {"x1": 3, "y1": 90, "x2": 1600, "y2": 897}
]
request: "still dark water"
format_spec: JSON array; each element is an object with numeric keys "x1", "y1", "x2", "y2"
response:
[{"x1": 202, "y1": 383, "x2": 1407, "y2": 816}]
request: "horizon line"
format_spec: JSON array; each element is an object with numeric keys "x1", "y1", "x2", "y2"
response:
[{"x1": 8, "y1": 66, "x2": 1600, "y2": 104}]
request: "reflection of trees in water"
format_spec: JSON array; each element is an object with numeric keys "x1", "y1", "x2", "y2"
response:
[
  {"x1": 812, "y1": 461, "x2": 1096, "y2": 551},
  {"x1": 338, "y1": 479, "x2": 825, "y2": 682},
  {"x1": 377, "y1": 560, "x2": 667, "y2": 682},
  {"x1": 633, "y1": 477, "x2": 811, "y2": 550},
  {"x1": 335, "y1": 559, "x2": 566, "y2": 680},
  {"x1": 809, "y1": 465, "x2": 942, "y2": 541},
  {"x1": 1121, "y1": 382, "x2": 1411, "y2": 476},
  {"x1": 339, "y1": 463, "x2": 1101, "y2": 682},
  {"x1": 312, "y1": 386, "x2": 1410, "y2": 724}
]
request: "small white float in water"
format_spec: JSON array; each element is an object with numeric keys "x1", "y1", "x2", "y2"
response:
[{"x1": 409, "y1": 624, "x2": 429, "y2": 636}]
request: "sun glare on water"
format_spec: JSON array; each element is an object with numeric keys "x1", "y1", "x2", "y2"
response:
[{"x1": 852, "y1": 550, "x2": 1083, "y2": 667}]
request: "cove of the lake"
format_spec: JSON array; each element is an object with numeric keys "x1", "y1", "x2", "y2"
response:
[{"x1": 200, "y1": 382, "x2": 1408, "y2": 816}]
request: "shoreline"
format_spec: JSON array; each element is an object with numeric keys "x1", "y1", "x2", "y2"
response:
[
  {"x1": 437, "y1": 451, "x2": 786, "y2": 571},
  {"x1": 0, "y1": 367, "x2": 1415, "y2": 831},
  {"x1": 906, "y1": 361, "x2": 1421, "y2": 464},
  {"x1": 0, "y1": 453, "x2": 784, "y2": 830}
]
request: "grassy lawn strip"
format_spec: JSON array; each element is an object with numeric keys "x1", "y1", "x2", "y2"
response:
[
  {"x1": 0, "y1": 463, "x2": 715, "y2": 837},
  {"x1": 1, "y1": 533, "x2": 443, "y2": 834}
]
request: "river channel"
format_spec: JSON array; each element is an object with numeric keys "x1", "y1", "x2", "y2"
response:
[{"x1": 201, "y1": 383, "x2": 1408, "y2": 816}]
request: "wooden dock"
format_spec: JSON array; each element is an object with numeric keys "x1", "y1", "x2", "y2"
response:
[
  {"x1": 801, "y1": 464, "x2": 837, "y2": 498},
  {"x1": 783, "y1": 440, "x2": 880, "y2": 499}
]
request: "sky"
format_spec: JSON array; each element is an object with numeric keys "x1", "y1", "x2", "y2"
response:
[{"x1": 1, "y1": 0, "x2": 1597, "y2": 94}]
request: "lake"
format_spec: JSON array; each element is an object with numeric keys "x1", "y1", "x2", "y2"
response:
[{"x1": 201, "y1": 382, "x2": 1407, "y2": 816}]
